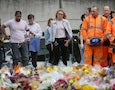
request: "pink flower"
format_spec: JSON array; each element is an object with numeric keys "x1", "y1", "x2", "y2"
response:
[{"x1": 110, "y1": 79, "x2": 115, "y2": 87}]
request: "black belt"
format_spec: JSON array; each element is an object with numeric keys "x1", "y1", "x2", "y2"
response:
[{"x1": 55, "y1": 38, "x2": 66, "y2": 40}]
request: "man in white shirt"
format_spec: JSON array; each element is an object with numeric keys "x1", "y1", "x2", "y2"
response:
[{"x1": 2, "y1": 11, "x2": 29, "y2": 67}]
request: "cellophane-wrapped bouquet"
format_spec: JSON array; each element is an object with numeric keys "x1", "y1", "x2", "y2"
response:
[{"x1": 0, "y1": 64, "x2": 115, "y2": 90}]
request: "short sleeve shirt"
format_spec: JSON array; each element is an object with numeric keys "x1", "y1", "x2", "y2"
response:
[{"x1": 4, "y1": 19, "x2": 28, "y2": 43}]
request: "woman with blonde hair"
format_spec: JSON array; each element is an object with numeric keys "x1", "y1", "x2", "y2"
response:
[{"x1": 50, "y1": 9, "x2": 72, "y2": 66}]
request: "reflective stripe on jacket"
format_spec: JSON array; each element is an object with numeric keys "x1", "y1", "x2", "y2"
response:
[
  {"x1": 81, "y1": 15, "x2": 107, "y2": 41},
  {"x1": 105, "y1": 17, "x2": 115, "y2": 43}
]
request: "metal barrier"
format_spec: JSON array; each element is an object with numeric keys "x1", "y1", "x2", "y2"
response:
[{"x1": 37, "y1": 38, "x2": 49, "y2": 66}]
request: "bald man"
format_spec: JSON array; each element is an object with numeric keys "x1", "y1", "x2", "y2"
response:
[
  {"x1": 103, "y1": 6, "x2": 111, "y2": 21},
  {"x1": 81, "y1": 6, "x2": 107, "y2": 66}
]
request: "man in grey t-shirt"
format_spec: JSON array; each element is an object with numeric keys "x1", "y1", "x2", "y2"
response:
[{"x1": 2, "y1": 11, "x2": 29, "y2": 67}]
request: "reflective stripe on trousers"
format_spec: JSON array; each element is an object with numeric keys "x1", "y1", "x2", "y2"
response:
[{"x1": 84, "y1": 44, "x2": 103, "y2": 66}]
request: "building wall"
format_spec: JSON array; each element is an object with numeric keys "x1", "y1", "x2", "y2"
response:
[{"x1": 0, "y1": 0, "x2": 115, "y2": 34}]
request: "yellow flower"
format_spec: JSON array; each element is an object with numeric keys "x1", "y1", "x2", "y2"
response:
[
  {"x1": 74, "y1": 69, "x2": 79, "y2": 73},
  {"x1": 36, "y1": 69, "x2": 42, "y2": 73},
  {"x1": 46, "y1": 66, "x2": 53, "y2": 72},
  {"x1": 69, "y1": 78, "x2": 74, "y2": 84},
  {"x1": 30, "y1": 79, "x2": 39, "y2": 89},
  {"x1": 81, "y1": 85, "x2": 96, "y2": 90},
  {"x1": 33, "y1": 85, "x2": 38, "y2": 89},
  {"x1": 75, "y1": 83, "x2": 81, "y2": 89},
  {"x1": 53, "y1": 67, "x2": 59, "y2": 71}
]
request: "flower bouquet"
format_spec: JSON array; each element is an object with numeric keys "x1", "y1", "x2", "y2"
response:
[{"x1": 53, "y1": 79, "x2": 68, "y2": 90}]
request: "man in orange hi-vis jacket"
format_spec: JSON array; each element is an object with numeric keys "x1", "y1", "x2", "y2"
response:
[
  {"x1": 105, "y1": 14, "x2": 115, "y2": 66},
  {"x1": 81, "y1": 6, "x2": 107, "y2": 66}
]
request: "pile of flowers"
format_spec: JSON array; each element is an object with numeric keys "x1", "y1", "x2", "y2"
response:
[{"x1": 0, "y1": 64, "x2": 115, "y2": 90}]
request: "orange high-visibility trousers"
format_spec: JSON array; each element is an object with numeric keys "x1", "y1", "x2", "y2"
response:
[
  {"x1": 84, "y1": 44, "x2": 103, "y2": 66},
  {"x1": 105, "y1": 17, "x2": 115, "y2": 65},
  {"x1": 101, "y1": 46, "x2": 108, "y2": 67}
]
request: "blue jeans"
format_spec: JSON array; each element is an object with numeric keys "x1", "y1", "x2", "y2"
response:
[{"x1": 11, "y1": 42, "x2": 29, "y2": 66}]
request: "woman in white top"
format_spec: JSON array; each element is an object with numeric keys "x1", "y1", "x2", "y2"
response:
[
  {"x1": 27, "y1": 14, "x2": 42, "y2": 68},
  {"x1": 50, "y1": 9, "x2": 73, "y2": 66}
]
